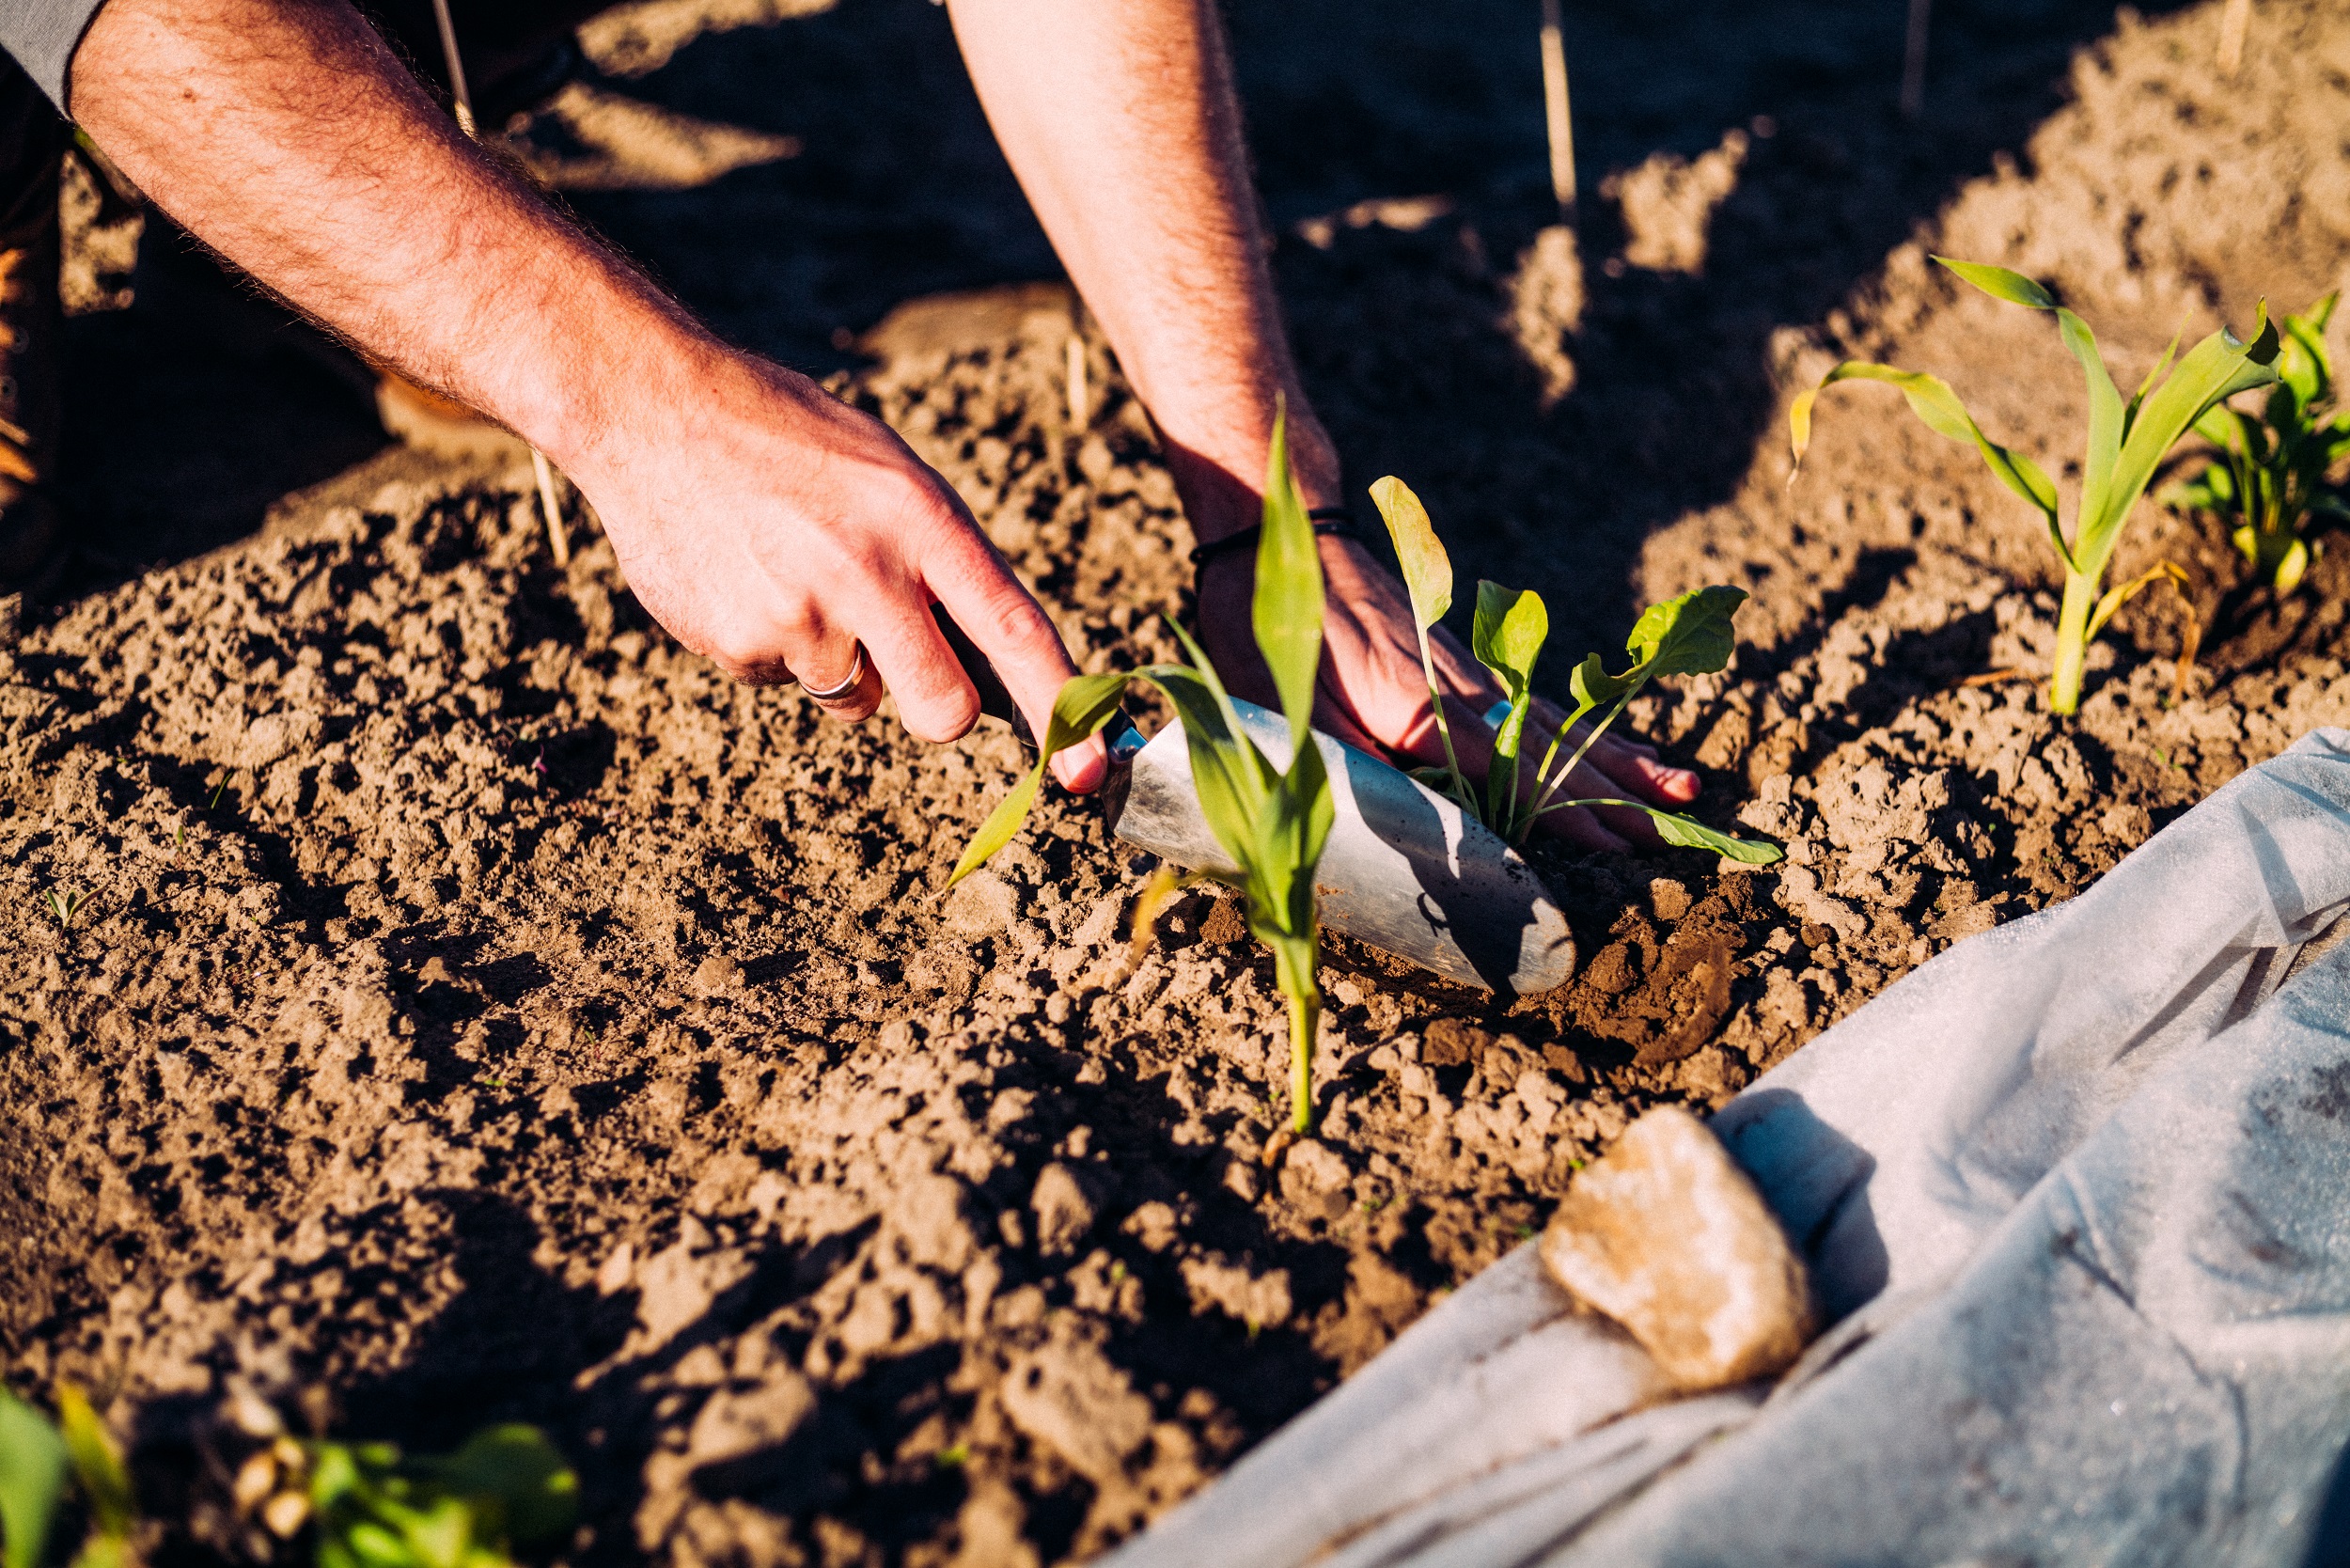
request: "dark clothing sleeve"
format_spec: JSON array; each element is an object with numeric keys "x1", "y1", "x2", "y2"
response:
[{"x1": 0, "y1": 0, "x2": 107, "y2": 110}]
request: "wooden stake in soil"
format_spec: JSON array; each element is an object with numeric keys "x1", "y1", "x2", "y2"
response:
[
  {"x1": 532, "y1": 448, "x2": 572, "y2": 567},
  {"x1": 1901, "y1": 0, "x2": 1932, "y2": 119},
  {"x1": 430, "y1": 0, "x2": 572, "y2": 567},
  {"x1": 2217, "y1": 0, "x2": 2251, "y2": 76},
  {"x1": 1539, "y1": 0, "x2": 1577, "y2": 226}
]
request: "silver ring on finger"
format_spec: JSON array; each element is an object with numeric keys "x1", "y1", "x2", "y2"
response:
[{"x1": 799, "y1": 642, "x2": 867, "y2": 703}]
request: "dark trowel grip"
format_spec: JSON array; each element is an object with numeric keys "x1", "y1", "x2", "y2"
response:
[
  {"x1": 932, "y1": 604, "x2": 1037, "y2": 750},
  {"x1": 931, "y1": 605, "x2": 1147, "y2": 788}
]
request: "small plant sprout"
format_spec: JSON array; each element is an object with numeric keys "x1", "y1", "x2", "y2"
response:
[
  {"x1": 949, "y1": 407, "x2": 1334, "y2": 1132},
  {"x1": 43, "y1": 887, "x2": 84, "y2": 929},
  {"x1": 2164, "y1": 290, "x2": 2350, "y2": 594},
  {"x1": 1791, "y1": 257, "x2": 2281, "y2": 714},
  {"x1": 1368, "y1": 478, "x2": 1780, "y2": 863}
]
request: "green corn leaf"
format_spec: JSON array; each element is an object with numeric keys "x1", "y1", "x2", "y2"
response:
[
  {"x1": 944, "y1": 671, "x2": 1130, "y2": 888},
  {"x1": 1252, "y1": 407, "x2": 1324, "y2": 757},
  {"x1": 2057, "y1": 308, "x2": 2125, "y2": 525},
  {"x1": 1791, "y1": 361, "x2": 2068, "y2": 568},
  {"x1": 2079, "y1": 307, "x2": 2281, "y2": 577},
  {"x1": 1133, "y1": 658, "x2": 1273, "y2": 886},
  {"x1": 1625, "y1": 585, "x2": 1748, "y2": 678},
  {"x1": 431, "y1": 1426, "x2": 576, "y2": 1547},
  {"x1": 2127, "y1": 327, "x2": 2185, "y2": 432},
  {"x1": 2280, "y1": 315, "x2": 2328, "y2": 410},
  {"x1": 55, "y1": 1387, "x2": 133, "y2": 1540},
  {"x1": 0, "y1": 1391, "x2": 67, "y2": 1568},
  {"x1": 2276, "y1": 538, "x2": 2313, "y2": 593},
  {"x1": 2190, "y1": 402, "x2": 2240, "y2": 449},
  {"x1": 1162, "y1": 619, "x2": 1277, "y2": 809},
  {"x1": 1368, "y1": 476, "x2": 1451, "y2": 631},
  {"x1": 1934, "y1": 256, "x2": 2058, "y2": 309},
  {"x1": 1255, "y1": 734, "x2": 1333, "y2": 942}
]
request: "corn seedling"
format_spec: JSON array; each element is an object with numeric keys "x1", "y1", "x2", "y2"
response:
[
  {"x1": 0, "y1": 1384, "x2": 138, "y2": 1568},
  {"x1": 1791, "y1": 257, "x2": 2280, "y2": 715},
  {"x1": 238, "y1": 1425, "x2": 575, "y2": 1568},
  {"x1": 1367, "y1": 478, "x2": 1781, "y2": 863},
  {"x1": 43, "y1": 887, "x2": 84, "y2": 929},
  {"x1": 2163, "y1": 291, "x2": 2350, "y2": 595},
  {"x1": 949, "y1": 409, "x2": 1334, "y2": 1132}
]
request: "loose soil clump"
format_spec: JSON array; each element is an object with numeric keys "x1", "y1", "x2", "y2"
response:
[{"x1": 11, "y1": 1, "x2": 2350, "y2": 1564}]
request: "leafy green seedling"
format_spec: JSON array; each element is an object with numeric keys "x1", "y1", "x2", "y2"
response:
[
  {"x1": 1367, "y1": 478, "x2": 1780, "y2": 863},
  {"x1": 246, "y1": 1424, "x2": 576, "y2": 1568},
  {"x1": 950, "y1": 408, "x2": 1334, "y2": 1132},
  {"x1": 1791, "y1": 257, "x2": 2280, "y2": 714},
  {"x1": 43, "y1": 888, "x2": 84, "y2": 929},
  {"x1": 2164, "y1": 290, "x2": 2350, "y2": 593},
  {"x1": 0, "y1": 1385, "x2": 137, "y2": 1568}
]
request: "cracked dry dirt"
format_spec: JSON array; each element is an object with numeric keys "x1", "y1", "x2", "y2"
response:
[{"x1": 11, "y1": 0, "x2": 2350, "y2": 1564}]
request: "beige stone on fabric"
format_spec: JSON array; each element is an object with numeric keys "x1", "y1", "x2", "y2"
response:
[{"x1": 1540, "y1": 1105, "x2": 1814, "y2": 1390}]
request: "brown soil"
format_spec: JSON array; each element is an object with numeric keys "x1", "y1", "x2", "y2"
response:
[{"x1": 12, "y1": 1, "x2": 2350, "y2": 1564}]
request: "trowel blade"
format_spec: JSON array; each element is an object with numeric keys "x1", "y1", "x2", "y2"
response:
[{"x1": 1109, "y1": 698, "x2": 1576, "y2": 996}]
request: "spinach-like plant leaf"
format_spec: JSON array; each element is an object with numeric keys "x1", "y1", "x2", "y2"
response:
[
  {"x1": 1471, "y1": 581, "x2": 1548, "y2": 831},
  {"x1": 1369, "y1": 474, "x2": 1467, "y2": 808},
  {"x1": 1625, "y1": 585, "x2": 1747, "y2": 678}
]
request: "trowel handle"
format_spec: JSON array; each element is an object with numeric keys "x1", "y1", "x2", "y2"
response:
[
  {"x1": 931, "y1": 604, "x2": 1147, "y2": 765},
  {"x1": 932, "y1": 604, "x2": 1037, "y2": 748}
]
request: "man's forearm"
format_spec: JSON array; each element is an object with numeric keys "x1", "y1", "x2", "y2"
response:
[
  {"x1": 64, "y1": 0, "x2": 1111, "y2": 786},
  {"x1": 947, "y1": 0, "x2": 1338, "y2": 536},
  {"x1": 68, "y1": 0, "x2": 714, "y2": 484}
]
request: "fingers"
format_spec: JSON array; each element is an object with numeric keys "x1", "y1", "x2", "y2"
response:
[
  {"x1": 795, "y1": 638, "x2": 885, "y2": 722},
  {"x1": 923, "y1": 526, "x2": 1107, "y2": 793},
  {"x1": 1524, "y1": 695, "x2": 1700, "y2": 806}
]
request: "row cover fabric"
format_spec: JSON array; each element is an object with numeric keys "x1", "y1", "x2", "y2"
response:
[{"x1": 1104, "y1": 727, "x2": 2350, "y2": 1568}]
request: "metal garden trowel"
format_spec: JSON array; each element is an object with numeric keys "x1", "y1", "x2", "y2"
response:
[{"x1": 937, "y1": 611, "x2": 1575, "y2": 996}]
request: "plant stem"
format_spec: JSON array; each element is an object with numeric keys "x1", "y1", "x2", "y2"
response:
[
  {"x1": 1418, "y1": 631, "x2": 1470, "y2": 810},
  {"x1": 1524, "y1": 687, "x2": 1637, "y2": 832},
  {"x1": 1287, "y1": 983, "x2": 1319, "y2": 1133},
  {"x1": 2050, "y1": 568, "x2": 2098, "y2": 715}
]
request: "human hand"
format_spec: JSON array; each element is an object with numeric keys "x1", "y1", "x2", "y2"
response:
[
  {"x1": 566, "y1": 348, "x2": 1105, "y2": 791},
  {"x1": 1193, "y1": 536, "x2": 1698, "y2": 849}
]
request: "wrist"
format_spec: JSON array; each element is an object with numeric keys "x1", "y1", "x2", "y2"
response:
[
  {"x1": 494, "y1": 279, "x2": 744, "y2": 490},
  {"x1": 1159, "y1": 398, "x2": 1343, "y2": 546}
]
